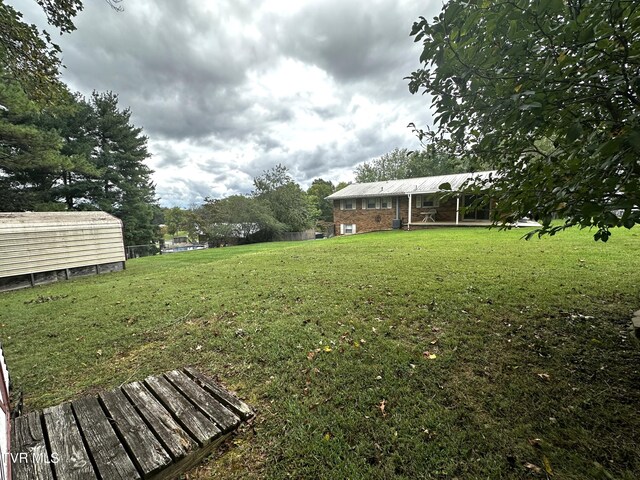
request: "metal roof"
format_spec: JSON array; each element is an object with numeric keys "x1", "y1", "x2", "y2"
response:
[
  {"x1": 0, "y1": 211, "x2": 122, "y2": 229},
  {"x1": 326, "y1": 171, "x2": 497, "y2": 199}
]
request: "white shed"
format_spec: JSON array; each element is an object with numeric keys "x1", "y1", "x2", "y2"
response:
[{"x1": 0, "y1": 212, "x2": 126, "y2": 292}]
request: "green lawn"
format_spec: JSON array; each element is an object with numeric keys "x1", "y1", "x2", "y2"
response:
[{"x1": 2, "y1": 227, "x2": 639, "y2": 479}]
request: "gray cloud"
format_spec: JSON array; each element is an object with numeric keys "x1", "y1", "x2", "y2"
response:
[
  {"x1": 152, "y1": 143, "x2": 187, "y2": 169},
  {"x1": 277, "y1": 1, "x2": 409, "y2": 81},
  {"x1": 9, "y1": 0, "x2": 441, "y2": 207}
]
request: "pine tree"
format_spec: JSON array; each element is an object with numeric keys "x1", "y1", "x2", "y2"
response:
[{"x1": 89, "y1": 91, "x2": 158, "y2": 246}]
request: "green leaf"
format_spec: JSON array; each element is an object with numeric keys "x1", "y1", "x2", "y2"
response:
[
  {"x1": 599, "y1": 138, "x2": 623, "y2": 156},
  {"x1": 626, "y1": 130, "x2": 640, "y2": 153},
  {"x1": 578, "y1": 27, "x2": 595, "y2": 44},
  {"x1": 519, "y1": 102, "x2": 542, "y2": 110},
  {"x1": 566, "y1": 122, "x2": 582, "y2": 142},
  {"x1": 581, "y1": 203, "x2": 601, "y2": 217}
]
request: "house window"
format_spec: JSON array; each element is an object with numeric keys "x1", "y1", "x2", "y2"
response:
[
  {"x1": 381, "y1": 197, "x2": 392, "y2": 209},
  {"x1": 341, "y1": 199, "x2": 356, "y2": 210},
  {"x1": 341, "y1": 224, "x2": 356, "y2": 235},
  {"x1": 416, "y1": 194, "x2": 439, "y2": 208},
  {"x1": 363, "y1": 197, "x2": 379, "y2": 209}
]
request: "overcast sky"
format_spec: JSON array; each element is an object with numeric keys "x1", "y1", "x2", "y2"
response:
[{"x1": 15, "y1": 0, "x2": 441, "y2": 207}]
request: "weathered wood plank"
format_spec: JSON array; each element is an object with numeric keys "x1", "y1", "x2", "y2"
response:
[
  {"x1": 11, "y1": 412, "x2": 55, "y2": 480},
  {"x1": 100, "y1": 389, "x2": 172, "y2": 478},
  {"x1": 11, "y1": 369, "x2": 250, "y2": 480},
  {"x1": 150, "y1": 431, "x2": 234, "y2": 480},
  {"x1": 72, "y1": 396, "x2": 140, "y2": 480},
  {"x1": 42, "y1": 402, "x2": 95, "y2": 480},
  {"x1": 145, "y1": 375, "x2": 220, "y2": 445},
  {"x1": 122, "y1": 381, "x2": 197, "y2": 460},
  {"x1": 165, "y1": 370, "x2": 239, "y2": 432},
  {"x1": 184, "y1": 367, "x2": 254, "y2": 420}
]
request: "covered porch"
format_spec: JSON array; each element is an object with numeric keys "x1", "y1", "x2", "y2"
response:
[
  {"x1": 405, "y1": 192, "x2": 489, "y2": 229},
  {"x1": 405, "y1": 191, "x2": 541, "y2": 229},
  {"x1": 409, "y1": 219, "x2": 493, "y2": 227},
  {"x1": 408, "y1": 219, "x2": 541, "y2": 228}
]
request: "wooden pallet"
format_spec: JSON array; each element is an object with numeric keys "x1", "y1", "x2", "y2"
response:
[{"x1": 10, "y1": 367, "x2": 253, "y2": 480}]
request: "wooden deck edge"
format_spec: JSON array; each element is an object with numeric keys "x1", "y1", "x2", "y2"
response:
[
  {"x1": 150, "y1": 430, "x2": 235, "y2": 480},
  {"x1": 183, "y1": 367, "x2": 255, "y2": 421},
  {"x1": 11, "y1": 369, "x2": 254, "y2": 480}
]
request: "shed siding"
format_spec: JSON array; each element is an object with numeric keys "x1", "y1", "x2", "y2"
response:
[{"x1": 0, "y1": 213, "x2": 126, "y2": 280}]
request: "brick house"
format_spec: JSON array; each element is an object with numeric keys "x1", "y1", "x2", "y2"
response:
[{"x1": 326, "y1": 171, "x2": 500, "y2": 235}]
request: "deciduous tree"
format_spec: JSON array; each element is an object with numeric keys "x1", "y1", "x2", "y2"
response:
[
  {"x1": 354, "y1": 146, "x2": 492, "y2": 184},
  {"x1": 354, "y1": 148, "x2": 412, "y2": 183},
  {"x1": 0, "y1": 0, "x2": 122, "y2": 101},
  {"x1": 408, "y1": 0, "x2": 640, "y2": 241},
  {"x1": 307, "y1": 178, "x2": 335, "y2": 222},
  {"x1": 253, "y1": 164, "x2": 314, "y2": 233},
  {"x1": 197, "y1": 195, "x2": 285, "y2": 244}
]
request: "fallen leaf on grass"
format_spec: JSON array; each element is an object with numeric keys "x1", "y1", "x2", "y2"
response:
[
  {"x1": 195, "y1": 345, "x2": 202, "y2": 351},
  {"x1": 378, "y1": 399, "x2": 387, "y2": 417},
  {"x1": 524, "y1": 462, "x2": 542, "y2": 474},
  {"x1": 323, "y1": 345, "x2": 332, "y2": 352},
  {"x1": 537, "y1": 373, "x2": 551, "y2": 381},
  {"x1": 423, "y1": 351, "x2": 437, "y2": 360},
  {"x1": 422, "y1": 429, "x2": 437, "y2": 441},
  {"x1": 323, "y1": 432, "x2": 331, "y2": 441},
  {"x1": 542, "y1": 456, "x2": 553, "y2": 475},
  {"x1": 528, "y1": 438, "x2": 542, "y2": 448}
]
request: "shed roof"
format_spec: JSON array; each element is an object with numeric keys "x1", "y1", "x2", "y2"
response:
[
  {"x1": 0, "y1": 211, "x2": 122, "y2": 230},
  {"x1": 326, "y1": 171, "x2": 496, "y2": 199}
]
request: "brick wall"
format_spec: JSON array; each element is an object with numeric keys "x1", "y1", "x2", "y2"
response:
[
  {"x1": 333, "y1": 198, "x2": 398, "y2": 234},
  {"x1": 333, "y1": 195, "x2": 459, "y2": 235},
  {"x1": 333, "y1": 194, "x2": 492, "y2": 235}
]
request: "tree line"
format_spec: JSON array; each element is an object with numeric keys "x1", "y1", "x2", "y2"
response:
[
  {"x1": 159, "y1": 146, "x2": 480, "y2": 246},
  {"x1": 158, "y1": 166, "x2": 343, "y2": 245},
  {"x1": 353, "y1": 146, "x2": 493, "y2": 183}
]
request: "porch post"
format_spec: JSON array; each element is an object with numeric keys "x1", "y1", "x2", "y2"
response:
[
  {"x1": 408, "y1": 193, "x2": 412, "y2": 231},
  {"x1": 455, "y1": 194, "x2": 460, "y2": 225}
]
